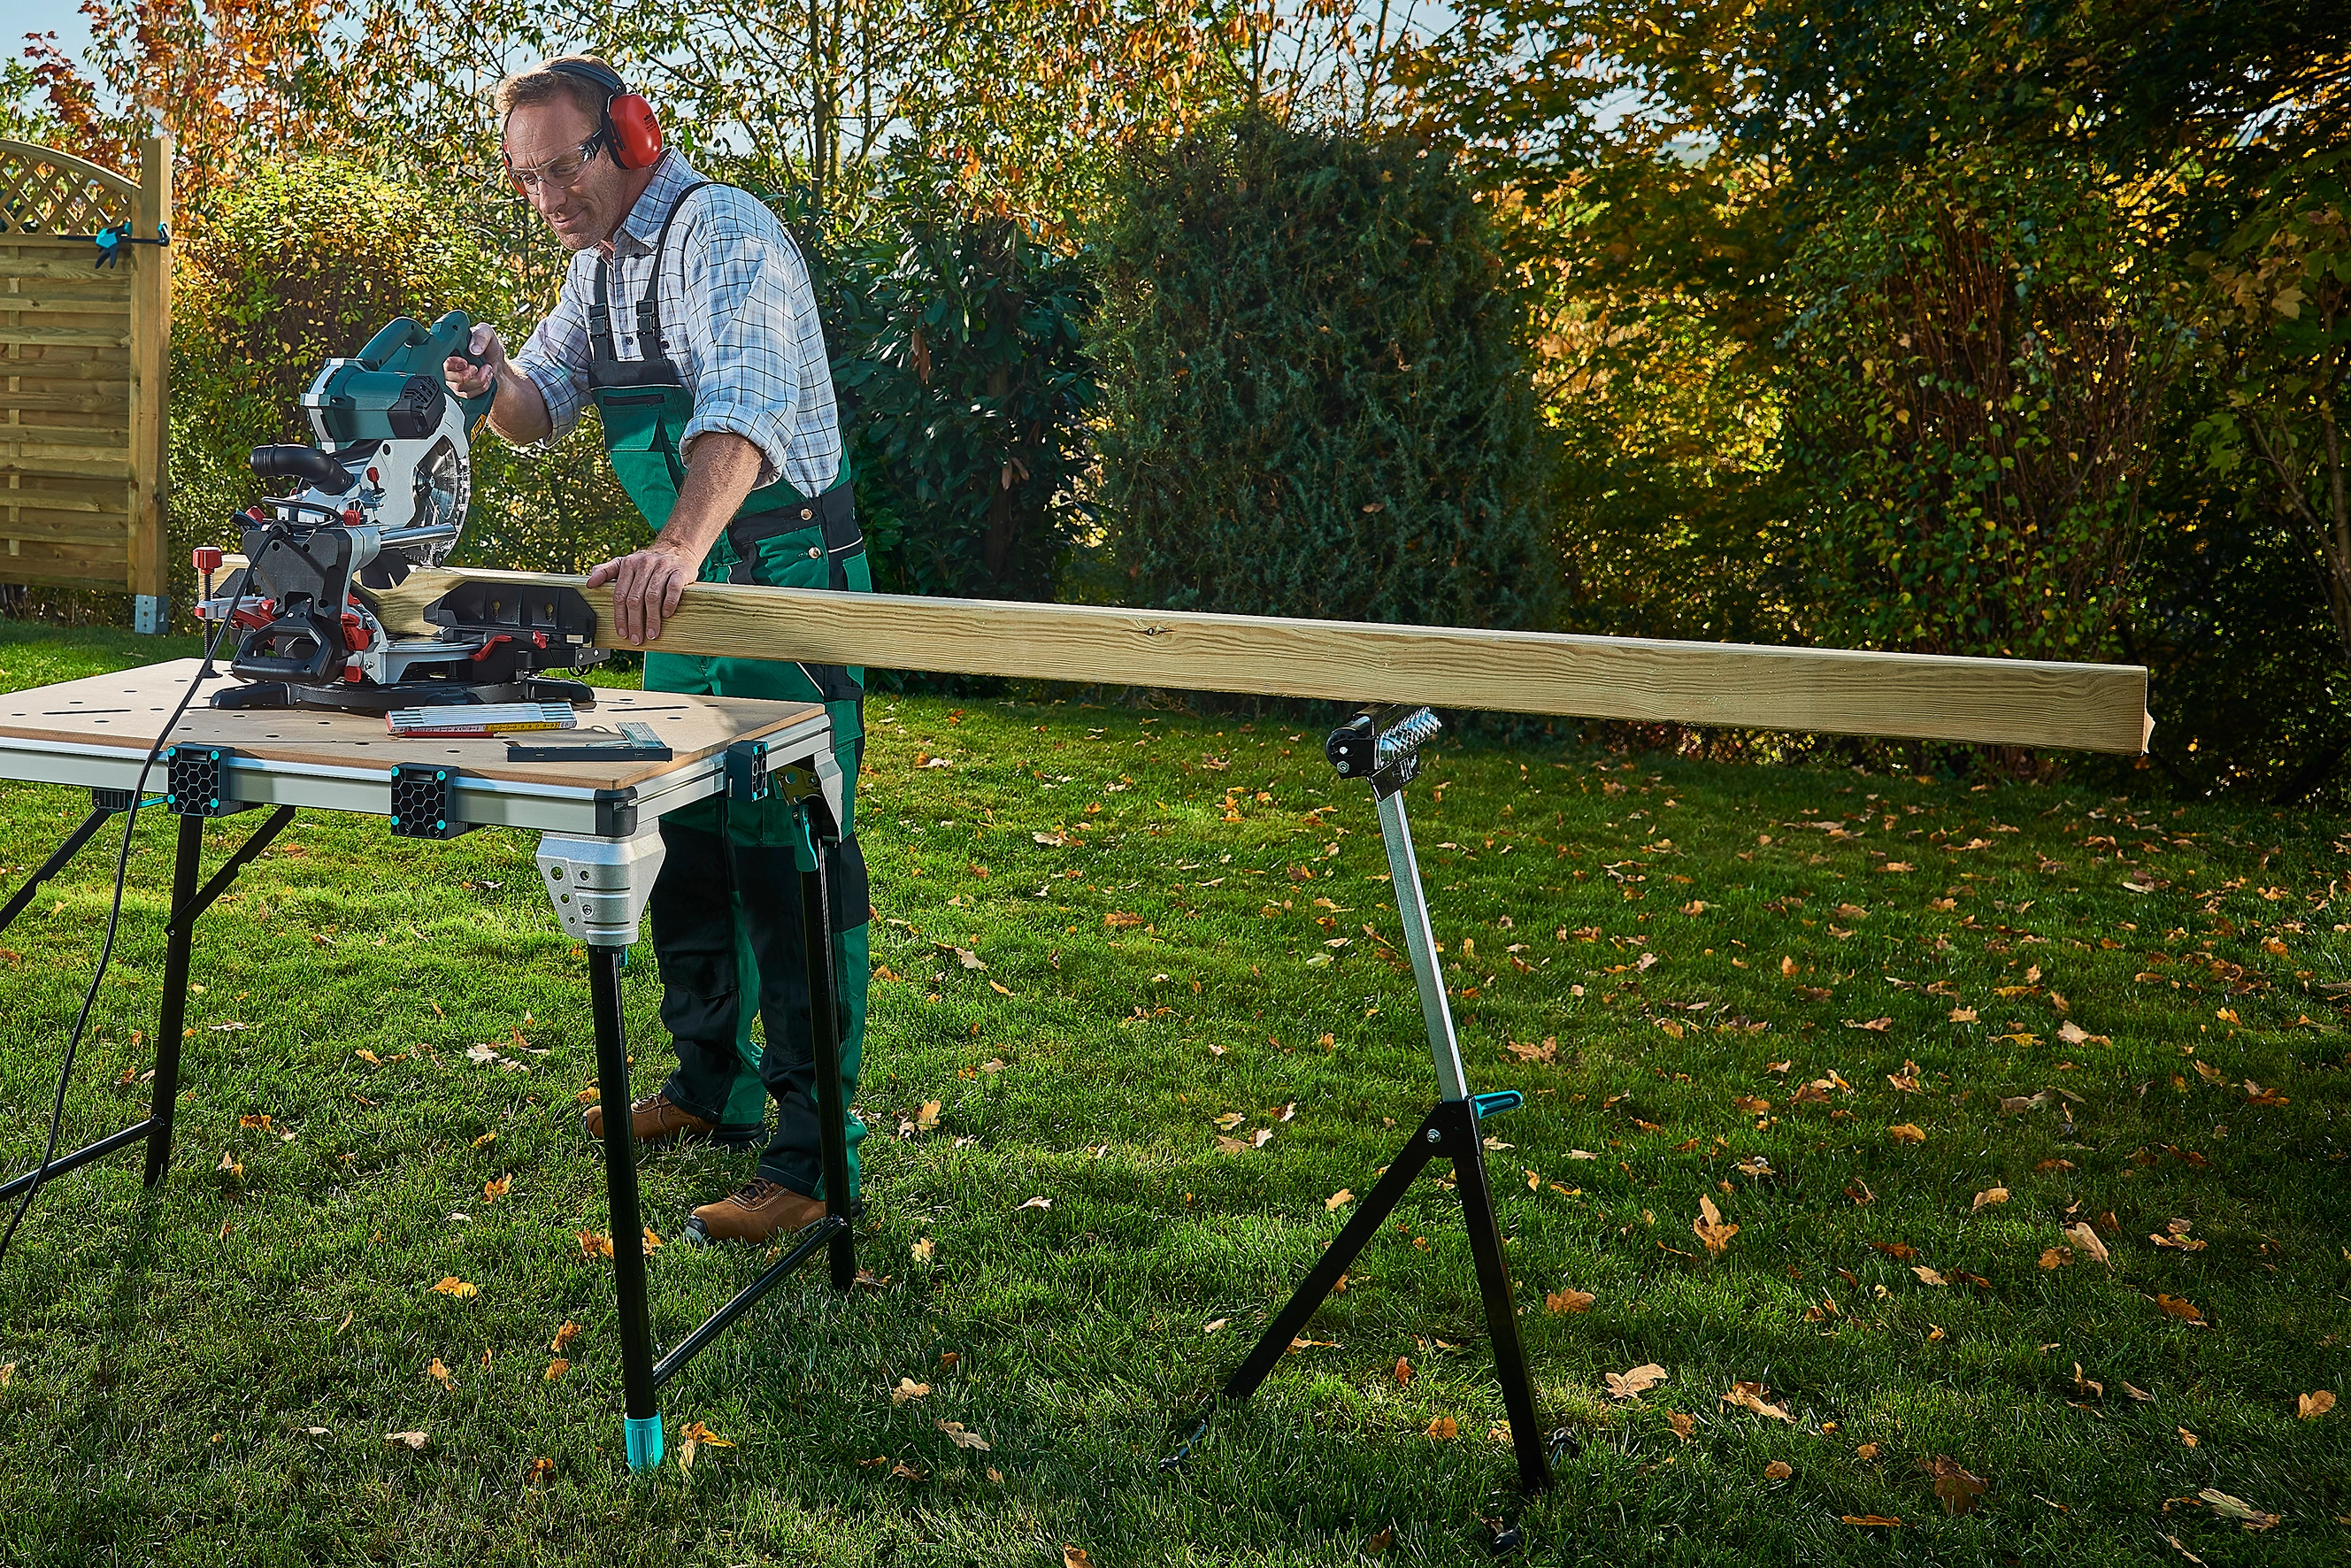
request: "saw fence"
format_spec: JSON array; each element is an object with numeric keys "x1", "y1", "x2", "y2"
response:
[
  {"x1": 0, "y1": 136, "x2": 173, "y2": 628},
  {"x1": 367, "y1": 566, "x2": 2155, "y2": 756}
]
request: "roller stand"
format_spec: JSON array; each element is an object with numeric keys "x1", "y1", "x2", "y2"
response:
[{"x1": 1163, "y1": 708, "x2": 1557, "y2": 1497}]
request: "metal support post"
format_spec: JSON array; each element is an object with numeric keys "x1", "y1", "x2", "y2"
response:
[
  {"x1": 142, "y1": 813, "x2": 204, "y2": 1188},
  {"x1": 588, "y1": 943, "x2": 664, "y2": 1472},
  {"x1": 799, "y1": 843, "x2": 857, "y2": 1292}
]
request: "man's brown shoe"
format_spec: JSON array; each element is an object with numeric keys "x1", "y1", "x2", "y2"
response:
[
  {"x1": 581, "y1": 1093, "x2": 716, "y2": 1146},
  {"x1": 683, "y1": 1177, "x2": 828, "y2": 1245}
]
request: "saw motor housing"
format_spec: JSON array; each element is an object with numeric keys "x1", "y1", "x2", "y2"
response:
[{"x1": 200, "y1": 311, "x2": 603, "y2": 710}]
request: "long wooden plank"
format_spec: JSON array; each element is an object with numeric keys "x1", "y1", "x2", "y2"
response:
[
  {"x1": 0, "y1": 324, "x2": 131, "y2": 349},
  {"x1": 369, "y1": 567, "x2": 2151, "y2": 754},
  {"x1": 0, "y1": 452, "x2": 134, "y2": 480},
  {"x1": 0, "y1": 256, "x2": 134, "y2": 281},
  {"x1": 0, "y1": 388, "x2": 129, "y2": 414}
]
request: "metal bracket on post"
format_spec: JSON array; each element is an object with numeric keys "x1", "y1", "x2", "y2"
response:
[
  {"x1": 134, "y1": 595, "x2": 167, "y2": 635},
  {"x1": 535, "y1": 828, "x2": 666, "y2": 949},
  {"x1": 725, "y1": 737, "x2": 772, "y2": 803}
]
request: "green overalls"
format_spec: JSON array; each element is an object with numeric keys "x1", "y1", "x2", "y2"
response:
[{"x1": 587, "y1": 181, "x2": 869, "y2": 1200}]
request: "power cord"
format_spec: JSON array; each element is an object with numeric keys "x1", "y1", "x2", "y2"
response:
[{"x1": 0, "y1": 573, "x2": 250, "y2": 1270}]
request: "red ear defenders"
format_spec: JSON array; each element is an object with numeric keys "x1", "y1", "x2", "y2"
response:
[{"x1": 505, "y1": 58, "x2": 662, "y2": 196}]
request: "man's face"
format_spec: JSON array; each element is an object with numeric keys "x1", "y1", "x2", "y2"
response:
[{"x1": 503, "y1": 98, "x2": 635, "y2": 252}]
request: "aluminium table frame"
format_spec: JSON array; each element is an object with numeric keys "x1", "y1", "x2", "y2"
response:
[{"x1": 0, "y1": 694, "x2": 857, "y2": 1472}]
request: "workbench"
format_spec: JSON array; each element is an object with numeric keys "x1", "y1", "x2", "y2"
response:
[{"x1": 0, "y1": 659, "x2": 859, "y2": 1472}]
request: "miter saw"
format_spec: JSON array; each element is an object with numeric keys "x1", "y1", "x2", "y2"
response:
[{"x1": 195, "y1": 311, "x2": 603, "y2": 712}]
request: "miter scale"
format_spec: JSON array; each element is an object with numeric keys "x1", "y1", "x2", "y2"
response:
[{"x1": 193, "y1": 311, "x2": 605, "y2": 713}]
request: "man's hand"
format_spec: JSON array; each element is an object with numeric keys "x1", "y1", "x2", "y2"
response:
[
  {"x1": 442, "y1": 323, "x2": 553, "y2": 444},
  {"x1": 587, "y1": 539, "x2": 703, "y2": 646},
  {"x1": 443, "y1": 322, "x2": 505, "y2": 402}
]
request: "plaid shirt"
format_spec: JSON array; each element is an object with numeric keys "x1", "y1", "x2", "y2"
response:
[{"x1": 514, "y1": 150, "x2": 842, "y2": 498}]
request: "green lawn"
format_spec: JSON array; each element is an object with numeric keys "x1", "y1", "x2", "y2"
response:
[{"x1": 0, "y1": 619, "x2": 2345, "y2": 1566}]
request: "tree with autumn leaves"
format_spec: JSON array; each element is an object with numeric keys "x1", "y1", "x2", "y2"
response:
[{"x1": 8, "y1": 0, "x2": 2351, "y2": 796}]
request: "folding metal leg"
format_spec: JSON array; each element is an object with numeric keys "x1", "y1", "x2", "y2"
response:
[
  {"x1": 798, "y1": 849, "x2": 857, "y2": 1292},
  {"x1": 0, "y1": 800, "x2": 119, "y2": 937},
  {"x1": 589, "y1": 943, "x2": 664, "y2": 1472},
  {"x1": 143, "y1": 814, "x2": 204, "y2": 1188}
]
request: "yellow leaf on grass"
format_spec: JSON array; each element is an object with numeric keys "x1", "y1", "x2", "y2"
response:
[
  {"x1": 910, "y1": 1237, "x2": 935, "y2": 1263},
  {"x1": 1855, "y1": 1442, "x2": 1880, "y2": 1460},
  {"x1": 1841, "y1": 1515, "x2": 1902, "y2": 1527},
  {"x1": 425, "y1": 1358, "x2": 455, "y2": 1390},
  {"x1": 1425, "y1": 1417, "x2": 1458, "y2": 1439},
  {"x1": 2199, "y1": 1488, "x2": 2280, "y2": 1531},
  {"x1": 429, "y1": 1277, "x2": 477, "y2": 1300},
  {"x1": 470, "y1": 1130, "x2": 496, "y2": 1149},
  {"x1": 1667, "y1": 1410, "x2": 1695, "y2": 1441},
  {"x1": 1971, "y1": 1187, "x2": 2009, "y2": 1212},
  {"x1": 2155, "y1": 1294, "x2": 2205, "y2": 1322},
  {"x1": 1721, "y1": 1381, "x2": 1794, "y2": 1421},
  {"x1": 1064, "y1": 1548, "x2": 1095, "y2": 1568},
  {"x1": 526, "y1": 1456, "x2": 553, "y2": 1487},
  {"x1": 1606, "y1": 1364, "x2": 1667, "y2": 1401},
  {"x1": 2064, "y1": 1221, "x2": 2110, "y2": 1267},
  {"x1": 1693, "y1": 1195, "x2": 1739, "y2": 1254},
  {"x1": 1764, "y1": 1460, "x2": 1794, "y2": 1480},
  {"x1": 2039, "y1": 1247, "x2": 2073, "y2": 1269},
  {"x1": 1547, "y1": 1288, "x2": 1596, "y2": 1314},
  {"x1": 552, "y1": 1322, "x2": 581, "y2": 1352},
  {"x1": 2300, "y1": 1391, "x2": 2337, "y2": 1420},
  {"x1": 892, "y1": 1378, "x2": 931, "y2": 1404},
  {"x1": 385, "y1": 1430, "x2": 427, "y2": 1449},
  {"x1": 938, "y1": 1419, "x2": 990, "y2": 1450},
  {"x1": 1887, "y1": 1124, "x2": 1926, "y2": 1144},
  {"x1": 1325, "y1": 1188, "x2": 1355, "y2": 1211},
  {"x1": 544, "y1": 1358, "x2": 568, "y2": 1380},
  {"x1": 915, "y1": 1100, "x2": 941, "y2": 1132},
  {"x1": 482, "y1": 1175, "x2": 511, "y2": 1202},
  {"x1": 577, "y1": 1232, "x2": 612, "y2": 1261}
]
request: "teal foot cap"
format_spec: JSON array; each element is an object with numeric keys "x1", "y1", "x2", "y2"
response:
[{"x1": 625, "y1": 1414, "x2": 665, "y2": 1472}]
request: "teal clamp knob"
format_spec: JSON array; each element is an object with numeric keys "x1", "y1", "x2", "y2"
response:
[
  {"x1": 1471, "y1": 1090, "x2": 1524, "y2": 1120},
  {"x1": 624, "y1": 1414, "x2": 664, "y2": 1472}
]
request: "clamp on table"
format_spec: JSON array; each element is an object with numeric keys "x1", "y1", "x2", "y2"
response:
[{"x1": 1164, "y1": 705, "x2": 1563, "y2": 1498}]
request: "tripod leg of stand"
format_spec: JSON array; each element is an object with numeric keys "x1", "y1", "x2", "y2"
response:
[
  {"x1": 1163, "y1": 1114, "x2": 1441, "y2": 1469},
  {"x1": 143, "y1": 814, "x2": 204, "y2": 1188},
  {"x1": 1440, "y1": 1101, "x2": 1552, "y2": 1492},
  {"x1": 589, "y1": 943, "x2": 664, "y2": 1472}
]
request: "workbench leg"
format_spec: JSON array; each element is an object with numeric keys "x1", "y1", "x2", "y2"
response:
[
  {"x1": 798, "y1": 860, "x2": 857, "y2": 1292},
  {"x1": 590, "y1": 942, "x2": 663, "y2": 1472},
  {"x1": 1448, "y1": 1101, "x2": 1553, "y2": 1494},
  {"x1": 143, "y1": 813, "x2": 204, "y2": 1189}
]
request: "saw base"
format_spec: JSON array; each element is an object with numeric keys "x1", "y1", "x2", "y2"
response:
[{"x1": 211, "y1": 675, "x2": 601, "y2": 714}]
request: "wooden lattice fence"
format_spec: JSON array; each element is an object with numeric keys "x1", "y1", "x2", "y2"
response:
[{"x1": 0, "y1": 135, "x2": 172, "y2": 625}]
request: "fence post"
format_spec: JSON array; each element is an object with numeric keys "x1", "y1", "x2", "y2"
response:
[{"x1": 129, "y1": 133, "x2": 173, "y2": 633}]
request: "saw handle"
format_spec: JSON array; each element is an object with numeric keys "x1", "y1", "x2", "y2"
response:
[
  {"x1": 355, "y1": 311, "x2": 496, "y2": 429},
  {"x1": 431, "y1": 310, "x2": 498, "y2": 432}
]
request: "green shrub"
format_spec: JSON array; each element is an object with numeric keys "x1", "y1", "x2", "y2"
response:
[
  {"x1": 1773, "y1": 153, "x2": 2186, "y2": 665},
  {"x1": 1091, "y1": 114, "x2": 1556, "y2": 630}
]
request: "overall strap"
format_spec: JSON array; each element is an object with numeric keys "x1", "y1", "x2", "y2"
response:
[{"x1": 633, "y1": 181, "x2": 717, "y2": 363}]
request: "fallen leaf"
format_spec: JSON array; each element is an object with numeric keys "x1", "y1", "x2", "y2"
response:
[
  {"x1": 429, "y1": 1276, "x2": 478, "y2": 1301},
  {"x1": 1764, "y1": 1460, "x2": 1794, "y2": 1480},
  {"x1": 481, "y1": 1175, "x2": 511, "y2": 1203},
  {"x1": 1606, "y1": 1364, "x2": 1668, "y2": 1401},
  {"x1": 892, "y1": 1378, "x2": 931, "y2": 1404},
  {"x1": 1887, "y1": 1124, "x2": 1926, "y2": 1144},
  {"x1": 1848, "y1": 1017, "x2": 1893, "y2": 1033},
  {"x1": 2039, "y1": 1247, "x2": 2073, "y2": 1270},
  {"x1": 910, "y1": 1237, "x2": 935, "y2": 1263},
  {"x1": 1666, "y1": 1410, "x2": 1695, "y2": 1441},
  {"x1": 1064, "y1": 1548, "x2": 1094, "y2": 1568},
  {"x1": 2122, "y1": 1380, "x2": 2154, "y2": 1403},
  {"x1": 2199, "y1": 1487, "x2": 2280, "y2": 1531},
  {"x1": 1016, "y1": 1195, "x2": 1051, "y2": 1211},
  {"x1": 385, "y1": 1430, "x2": 427, "y2": 1450},
  {"x1": 1927, "y1": 1455, "x2": 1988, "y2": 1516},
  {"x1": 2163, "y1": 1533, "x2": 2209, "y2": 1565},
  {"x1": 1547, "y1": 1288, "x2": 1596, "y2": 1314},
  {"x1": 425, "y1": 1357, "x2": 455, "y2": 1391},
  {"x1": 1203, "y1": 1318, "x2": 1228, "y2": 1334},
  {"x1": 1103, "y1": 912, "x2": 1144, "y2": 929},
  {"x1": 1394, "y1": 1357, "x2": 1412, "y2": 1385},
  {"x1": 1913, "y1": 1265, "x2": 1947, "y2": 1287},
  {"x1": 577, "y1": 1231, "x2": 613, "y2": 1261},
  {"x1": 915, "y1": 1100, "x2": 941, "y2": 1132},
  {"x1": 937, "y1": 1419, "x2": 991, "y2": 1450},
  {"x1": 2300, "y1": 1390, "x2": 2337, "y2": 1420},
  {"x1": 1721, "y1": 1381, "x2": 1794, "y2": 1421},
  {"x1": 2063, "y1": 1222, "x2": 2110, "y2": 1268},
  {"x1": 1693, "y1": 1195, "x2": 1739, "y2": 1253},
  {"x1": 1841, "y1": 1515, "x2": 1903, "y2": 1527},
  {"x1": 0, "y1": 1364, "x2": 12, "y2": 1387},
  {"x1": 1855, "y1": 1442, "x2": 1880, "y2": 1460},
  {"x1": 890, "y1": 1460, "x2": 926, "y2": 1480},
  {"x1": 2178, "y1": 1426, "x2": 2200, "y2": 1447},
  {"x1": 1971, "y1": 1187, "x2": 2009, "y2": 1212},
  {"x1": 526, "y1": 1456, "x2": 554, "y2": 1487},
  {"x1": 544, "y1": 1358, "x2": 568, "y2": 1380},
  {"x1": 1425, "y1": 1417, "x2": 1458, "y2": 1439},
  {"x1": 2155, "y1": 1295, "x2": 2205, "y2": 1322}
]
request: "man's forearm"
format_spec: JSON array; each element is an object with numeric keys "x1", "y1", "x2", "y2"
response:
[
  {"x1": 658, "y1": 432, "x2": 766, "y2": 560},
  {"x1": 486, "y1": 364, "x2": 554, "y2": 446}
]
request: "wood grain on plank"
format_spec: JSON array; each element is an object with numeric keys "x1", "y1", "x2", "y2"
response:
[{"x1": 368, "y1": 566, "x2": 2151, "y2": 753}]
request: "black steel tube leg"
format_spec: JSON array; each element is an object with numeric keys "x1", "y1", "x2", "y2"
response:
[
  {"x1": 590, "y1": 943, "x2": 663, "y2": 1469},
  {"x1": 0, "y1": 805, "x2": 116, "y2": 937},
  {"x1": 143, "y1": 813, "x2": 204, "y2": 1188},
  {"x1": 798, "y1": 856, "x2": 856, "y2": 1291},
  {"x1": 1443, "y1": 1103, "x2": 1552, "y2": 1492}
]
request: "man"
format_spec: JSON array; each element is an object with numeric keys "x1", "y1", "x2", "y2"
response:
[{"x1": 445, "y1": 56, "x2": 872, "y2": 1245}]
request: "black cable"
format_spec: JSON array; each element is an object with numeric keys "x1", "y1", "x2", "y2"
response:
[{"x1": 0, "y1": 580, "x2": 250, "y2": 1270}]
